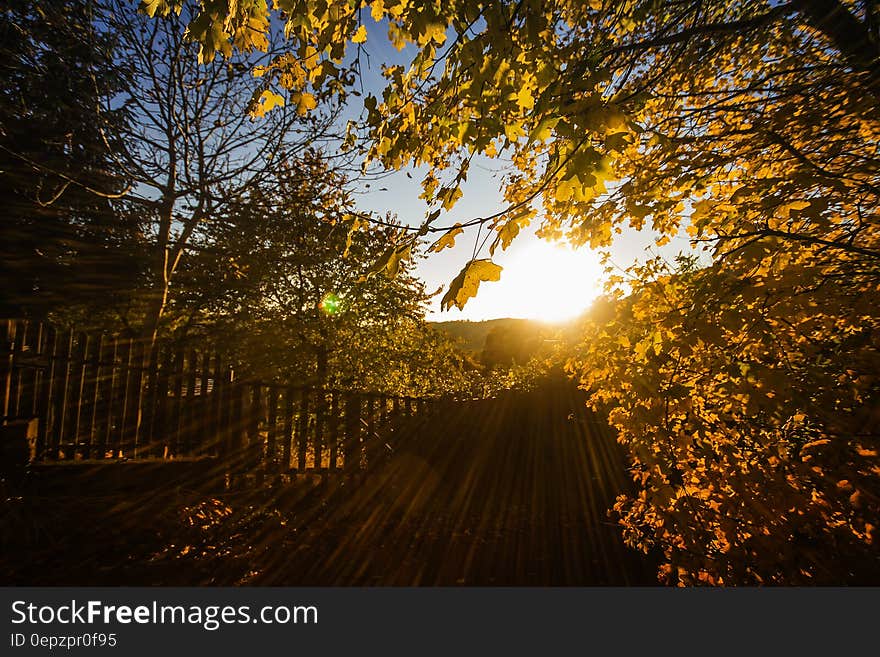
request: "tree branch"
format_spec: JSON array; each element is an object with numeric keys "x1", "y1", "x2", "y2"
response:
[{"x1": 605, "y1": 3, "x2": 799, "y2": 56}]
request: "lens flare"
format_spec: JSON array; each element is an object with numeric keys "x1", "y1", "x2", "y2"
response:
[{"x1": 319, "y1": 292, "x2": 341, "y2": 315}]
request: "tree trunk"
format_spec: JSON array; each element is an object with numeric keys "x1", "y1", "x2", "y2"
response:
[
  {"x1": 316, "y1": 343, "x2": 329, "y2": 389},
  {"x1": 140, "y1": 243, "x2": 171, "y2": 347}
]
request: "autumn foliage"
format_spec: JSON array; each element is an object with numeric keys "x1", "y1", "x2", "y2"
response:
[
  {"x1": 103, "y1": 0, "x2": 880, "y2": 581},
  {"x1": 570, "y1": 256, "x2": 879, "y2": 584}
]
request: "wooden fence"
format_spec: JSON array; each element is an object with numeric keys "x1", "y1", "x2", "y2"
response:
[{"x1": 1, "y1": 319, "x2": 432, "y2": 475}]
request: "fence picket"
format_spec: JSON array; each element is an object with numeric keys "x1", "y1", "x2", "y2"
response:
[
  {"x1": 315, "y1": 389, "x2": 325, "y2": 470},
  {"x1": 71, "y1": 333, "x2": 89, "y2": 457},
  {"x1": 282, "y1": 387, "x2": 294, "y2": 472},
  {"x1": 52, "y1": 330, "x2": 73, "y2": 459},
  {"x1": 329, "y1": 391, "x2": 340, "y2": 471},
  {"x1": 248, "y1": 384, "x2": 262, "y2": 474},
  {"x1": 1, "y1": 320, "x2": 433, "y2": 483},
  {"x1": 267, "y1": 385, "x2": 279, "y2": 473},
  {"x1": 296, "y1": 388, "x2": 309, "y2": 472},
  {"x1": 9, "y1": 320, "x2": 25, "y2": 419},
  {"x1": 169, "y1": 346, "x2": 185, "y2": 457},
  {"x1": 344, "y1": 393, "x2": 361, "y2": 473},
  {"x1": 207, "y1": 353, "x2": 222, "y2": 456},
  {"x1": 0, "y1": 320, "x2": 14, "y2": 421}
]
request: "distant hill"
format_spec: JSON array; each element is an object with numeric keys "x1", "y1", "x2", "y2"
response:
[
  {"x1": 431, "y1": 318, "x2": 541, "y2": 353},
  {"x1": 431, "y1": 316, "x2": 590, "y2": 369}
]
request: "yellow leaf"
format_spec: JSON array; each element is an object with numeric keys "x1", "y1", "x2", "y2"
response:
[
  {"x1": 516, "y1": 86, "x2": 534, "y2": 110},
  {"x1": 429, "y1": 223, "x2": 464, "y2": 252},
  {"x1": 292, "y1": 91, "x2": 317, "y2": 116},
  {"x1": 530, "y1": 116, "x2": 559, "y2": 142},
  {"x1": 388, "y1": 22, "x2": 407, "y2": 50},
  {"x1": 367, "y1": 243, "x2": 411, "y2": 278},
  {"x1": 437, "y1": 186, "x2": 463, "y2": 211},
  {"x1": 420, "y1": 22, "x2": 446, "y2": 45},
  {"x1": 385, "y1": 244, "x2": 410, "y2": 277},
  {"x1": 490, "y1": 211, "x2": 531, "y2": 255},
  {"x1": 441, "y1": 259, "x2": 503, "y2": 311},
  {"x1": 138, "y1": 0, "x2": 177, "y2": 18},
  {"x1": 250, "y1": 90, "x2": 285, "y2": 118},
  {"x1": 352, "y1": 25, "x2": 368, "y2": 44},
  {"x1": 503, "y1": 122, "x2": 524, "y2": 141},
  {"x1": 556, "y1": 175, "x2": 581, "y2": 202}
]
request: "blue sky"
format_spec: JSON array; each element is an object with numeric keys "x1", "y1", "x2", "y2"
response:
[{"x1": 336, "y1": 15, "x2": 699, "y2": 321}]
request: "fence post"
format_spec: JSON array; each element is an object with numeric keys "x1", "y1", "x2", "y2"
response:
[
  {"x1": 266, "y1": 385, "x2": 278, "y2": 474},
  {"x1": 151, "y1": 346, "x2": 170, "y2": 458},
  {"x1": 138, "y1": 341, "x2": 155, "y2": 457},
  {"x1": 206, "y1": 353, "x2": 222, "y2": 456},
  {"x1": 328, "y1": 391, "x2": 340, "y2": 471},
  {"x1": 379, "y1": 395, "x2": 388, "y2": 427},
  {"x1": 85, "y1": 333, "x2": 104, "y2": 459},
  {"x1": 282, "y1": 387, "x2": 294, "y2": 473},
  {"x1": 71, "y1": 333, "x2": 89, "y2": 458},
  {"x1": 195, "y1": 350, "x2": 212, "y2": 455},
  {"x1": 296, "y1": 388, "x2": 309, "y2": 472},
  {"x1": 364, "y1": 393, "x2": 376, "y2": 468},
  {"x1": 221, "y1": 365, "x2": 234, "y2": 460},
  {"x1": 117, "y1": 337, "x2": 135, "y2": 458},
  {"x1": 168, "y1": 346, "x2": 185, "y2": 457},
  {"x1": 249, "y1": 384, "x2": 263, "y2": 484},
  {"x1": 9, "y1": 320, "x2": 25, "y2": 420},
  {"x1": 344, "y1": 392, "x2": 362, "y2": 474},
  {"x1": 9, "y1": 320, "x2": 32, "y2": 418},
  {"x1": 228, "y1": 381, "x2": 245, "y2": 484},
  {"x1": 52, "y1": 329, "x2": 73, "y2": 459},
  {"x1": 182, "y1": 349, "x2": 198, "y2": 455},
  {"x1": 102, "y1": 336, "x2": 119, "y2": 458},
  {"x1": 0, "y1": 320, "x2": 15, "y2": 422},
  {"x1": 315, "y1": 388, "x2": 325, "y2": 471},
  {"x1": 35, "y1": 326, "x2": 57, "y2": 460}
]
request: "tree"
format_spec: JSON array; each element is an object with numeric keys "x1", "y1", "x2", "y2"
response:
[
  {"x1": 137, "y1": 2, "x2": 875, "y2": 262},
  {"x1": 0, "y1": 0, "x2": 135, "y2": 318},
  {"x1": 96, "y1": 0, "x2": 348, "y2": 343},
  {"x1": 570, "y1": 254, "x2": 879, "y2": 584},
  {"x1": 164, "y1": 0, "x2": 880, "y2": 583},
  {"x1": 481, "y1": 320, "x2": 543, "y2": 370},
  {"x1": 170, "y1": 150, "x2": 474, "y2": 396}
]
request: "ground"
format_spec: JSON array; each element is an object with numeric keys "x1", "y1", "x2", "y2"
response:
[{"x1": 1, "y1": 378, "x2": 657, "y2": 585}]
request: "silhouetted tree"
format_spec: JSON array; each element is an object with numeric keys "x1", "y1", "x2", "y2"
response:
[
  {"x1": 96, "y1": 0, "x2": 347, "y2": 342},
  {"x1": 0, "y1": 0, "x2": 136, "y2": 318}
]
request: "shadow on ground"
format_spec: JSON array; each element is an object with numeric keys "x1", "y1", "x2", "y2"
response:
[{"x1": 1, "y1": 377, "x2": 659, "y2": 585}]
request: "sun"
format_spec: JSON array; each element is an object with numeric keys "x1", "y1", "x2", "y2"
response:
[
  {"x1": 501, "y1": 239, "x2": 603, "y2": 322},
  {"x1": 434, "y1": 237, "x2": 603, "y2": 322}
]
